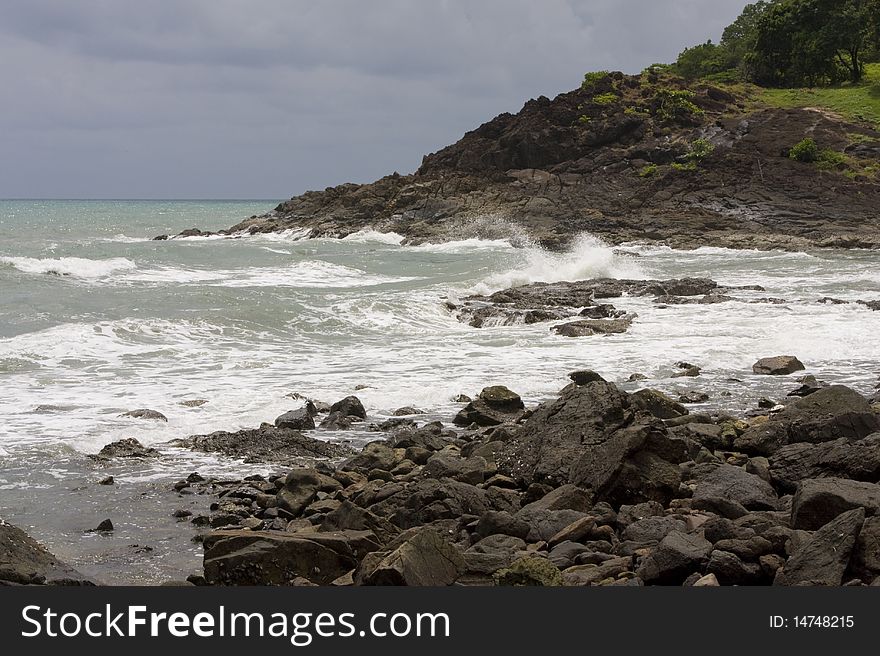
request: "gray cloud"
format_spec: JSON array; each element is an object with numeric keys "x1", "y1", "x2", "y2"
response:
[{"x1": 0, "y1": 0, "x2": 748, "y2": 199}]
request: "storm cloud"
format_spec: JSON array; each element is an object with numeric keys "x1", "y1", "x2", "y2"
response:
[{"x1": 0, "y1": 1, "x2": 748, "y2": 199}]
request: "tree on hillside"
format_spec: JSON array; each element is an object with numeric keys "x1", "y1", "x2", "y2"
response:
[{"x1": 748, "y1": 0, "x2": 880, "y2": 86}]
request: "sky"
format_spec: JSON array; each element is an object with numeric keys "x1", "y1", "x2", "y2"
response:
[{"x1": 0, "y1": 0, "x2": 749, "y2": 199}]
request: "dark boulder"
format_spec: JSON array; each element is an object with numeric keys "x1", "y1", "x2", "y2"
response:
[
  {"x1": 774, "y1": 508, "x2": 864, "y2": 586},
  {"x1": 691, "y1": 464, "x2": 779, "y2": 511},
  {"x1": 769, "y1": 434, "x2": 880, "y2": 493},
  {"x1": 368, "y1": 478, "x2": 490, "y2": 529},
  {"x1": 791, "y1": 478, "x2": 880, "y2": 530},
  {"x1": 630, "y1": 389, "x2": 688, "y2": 419},
  {"x1": 636, "y1": 530, "x2": 712, "y2": 585},
  {"x1": 359, "y1": 528, "x2": 466, "y2": 586},
  {"x1": 453, "y1": 386, "x2": 525, "y2": 427},
  {"x1": 734, "y1": 386, "x2": 880, "y2": 455},
  {"x1": 276, "y1": 468, "x2": 343, "y2": 518},
  {"x1": 330, "y1": 396, "x2": 367, "y2": 419},
  {"x1": 203, "y1": 529, "x2": 381, "y2": 585},
  {"x1": 274, "y1": 408, "x2": 316, "y2": 431},
  {"x1": 752, "y1": 356, "x2": 805, "y2": 375},
  {"x1": 474, "y1": 511, "x2": 531, "y2": 540}
]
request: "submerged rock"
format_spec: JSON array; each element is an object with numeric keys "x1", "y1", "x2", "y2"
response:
[
  {"x1": 93, "y1": 438, "x2": 160, "y2": 460},
  {"x1": 120, "y1": 408, "x2": 168, "y2": 421}
]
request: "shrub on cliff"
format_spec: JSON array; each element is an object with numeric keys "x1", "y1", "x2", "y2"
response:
[
  {"x1": 652, "y1": 89, "x2": 704, "y2": 123},
  {"x1": 789, "y1": 138, "x2": 819, "y2": 162}
]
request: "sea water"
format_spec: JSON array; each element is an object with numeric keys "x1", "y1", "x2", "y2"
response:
[{"x1": 1, "y1": 199, "x2": 878, "y2": 582}]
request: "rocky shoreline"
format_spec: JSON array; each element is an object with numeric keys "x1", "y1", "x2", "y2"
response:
[
  {"x1": 156, "y1": 72, "x2": 880, "y2": 252},
  {"x1": 5, "y1": 276, "x2": 880, "y2": 587}
]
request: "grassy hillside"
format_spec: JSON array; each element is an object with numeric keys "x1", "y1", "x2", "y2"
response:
[{"x1": 756, "y1": 63, "x2": 880, "y2": 128}]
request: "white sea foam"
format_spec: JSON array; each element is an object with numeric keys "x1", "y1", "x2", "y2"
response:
[
  {"x1": 341, "y1": 229, "x2": 405, "y2": 245},
  {"x1": 0, "y1": 256, "x2": 137, "y2": 279},
  {"x1": 471, "y1": 233, "x2": 644, "y2": 294},
  {"x1": 409, "y1": 237, "x2": 517, "y2": 253}
]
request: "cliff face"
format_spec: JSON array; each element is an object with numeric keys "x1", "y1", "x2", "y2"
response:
[{"x1": 223, "y1": 71, "x2": 880, "y2": 250}]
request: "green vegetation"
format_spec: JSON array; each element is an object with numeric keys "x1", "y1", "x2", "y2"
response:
[
  {"x1": 789, "y1": 137, "x2": 820, "y2": 162},
  {"x1": 672, "y1": 1, "x2": 880, "y2": 87},
  {"x1": 592, "y1": 92, "x2": 619, "y2": 105},
  {"x1": 652, "y1": 89, "x2": 704, "y2": 123},
  {"x1": 671, "y1": 138, "x2": 717, "y2": 173},
  {"x1": 581, "y1": 71, "x2": 610, "y2": 89},
  {"x1": 639, "y1": 163, "x2": 659, "y2": 177}
]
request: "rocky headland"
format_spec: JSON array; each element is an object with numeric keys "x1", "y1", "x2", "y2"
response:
[{"x1": 159, "y1": 71, "x2": 880, "y2": 251}]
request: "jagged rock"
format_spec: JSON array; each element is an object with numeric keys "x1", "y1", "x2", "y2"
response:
[
  {"x1": 622, "y1": 516, "x2": 688, "y2": 543},
  {"x1": 203, "y1": 529, "x2": 381, "y2": 585},
  {"x1": 424, "y1": 453, "x2": 488, "y2": 485},
  {"x1": 774, "y1": 508, "x2": 864, "y2": 586},
  {"x1": 734, "y1": 386, "x2": 880, "y2": 455},
  {"x1": 706, "y1": 550, "x2": 763, "y2": 585},
  {"x1": 636, "y1": 531, "x2": 712, "y2": 585},
  {"x1": 752, "y1": 356, "x2": 805, "y2": 375},
  {"x1": 359, "y1": 528, "x2": 466, "y2": 586},
  {"x1": 498, "y1": 383, "x2": 686, "y2": 505},
  {"x1": 521, "y1": 484, "x2": 593, "y2": 513},
  {"x1": 453, "y1": 386, "x2": 524, "y2": 427},
  {"x1": 274, "y1": 408, "x2": 316, "y2": 431},
  {"x1": 769, "y1": 434, "x2": 880, "y2": 492},
  {"x1": 791, "y1": 478, "x2": 880, "y2": 530},
  {"x1": 94, "y1": 438, "x2": 160, "y2": 459}
]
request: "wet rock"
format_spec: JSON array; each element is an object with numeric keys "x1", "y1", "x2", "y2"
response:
[
  {"x1": 671, "y1": 362, "x2": 701, "y2": 378},
  {"x1": 359, "y1": 528, "x2": 466, "y2": 586},
  {"x1": 775, "y1": 508, "x2": 864, "y2": 586},
  {"x1": 94, "y1": 438, "x2": 160, "y2": 460},
  {"x1": 87, "y1": 519, "x2": 114, "y2": 533},
  {"x1": 569, "y1": 370, "x2": 606, "y2": 385},
  {"x1": 679, "y1": 391, "x2": 709, "y2": 404},
  {"x1": 791, "y1": 478, "x2": 880, "y2": 530},
  {"x1": 392, "y1": 407, "x2": 424, "y2": 416},
  {"x1": 120, "y1": 408, "x2": 168, "y2": 421},
  {"x1": 203, "y1": 529, "x2": 381, "y2": 585},
  {"x1": 173, "y1": 426, "x2": 351, "y2": 466},
  {"x1": 274, "y1": 408, "x2": 316, "y2": 431},
  {"x1": 453, "y1": 386, "x2": 524, "y2": 427},
  {"x1": 179, "y1": 399, "x2": 208, "y2": 407},
  {"x1": 769, "y1": 434, "x2": 880, "y2": 493},
  {"x1": 630, "y1": 389, "x2": 688, "y2": 419},
  {"x1": 0, "y1": 520, "x2": 94, "y2": 585},
  {"x1": 636, "y1": 530, "x2": 712, "y2": 585},
  {"x1": 734, "y1": 386, "x2": 880, "y2": 455},
  {"x1": 329, "y1": 396, "x2": 367, "y2": 420},
  {"x1": 98, "y1": 476, "x2": 115, "y2": 486},
  {"x1": 552, "y1": 317, "x2": 633, "y2": 337},
  {"x1": 752, "y1": 356, "x2": 805, "y2": 376}
]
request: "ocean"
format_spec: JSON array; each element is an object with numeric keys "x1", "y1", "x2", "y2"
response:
[{"x1": 1, "y1": 199, "x2": 878, "y2": 583}]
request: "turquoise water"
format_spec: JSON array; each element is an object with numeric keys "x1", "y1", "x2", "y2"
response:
[{"x1": 0, "y1": 200, "x2": 878, "y2": 583}]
